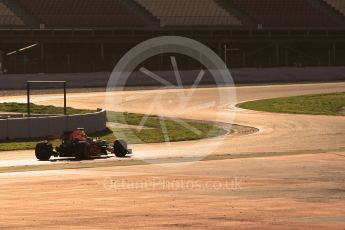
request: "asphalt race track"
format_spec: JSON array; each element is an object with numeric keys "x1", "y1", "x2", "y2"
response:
[{"x1": 0, "y1": 82, "x2": 344, "y2": 166}]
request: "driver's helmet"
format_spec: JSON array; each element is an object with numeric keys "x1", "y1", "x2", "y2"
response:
[{"x1": 71, "y1": 128, "x2": 87, "y2": 141}]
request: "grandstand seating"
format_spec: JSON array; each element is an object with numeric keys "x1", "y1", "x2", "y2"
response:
[
  {"x1": 231, "y1": 0, "x2": 336, "y2": 27},
  {"x1": 135, "y1": 0, "x2": 242, "y2": 26},
  {"x1": 0, "y1": 2, "x2": 24, "y2": 26},
  {"x1": 16, "y1": 0, "x2": 145, "y2": 27},
  {"x1": 0, "y1": 0, "x2": 343, "y2": 28},
  {"x1": 323, "y1": 0, "x2": 345, "y2": 16}
]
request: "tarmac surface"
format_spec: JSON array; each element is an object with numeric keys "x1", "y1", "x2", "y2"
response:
[
  {"x1": 0, "y1": 82, "x2": 344, "y2": 229},
  {"x1": 0, "y1": 82, "x2": 344, "y2": 165}
]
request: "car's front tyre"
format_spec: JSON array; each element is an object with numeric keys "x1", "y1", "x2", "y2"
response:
[{"x1": 35, "y1": 142, "x2": 53, "y2": 161}]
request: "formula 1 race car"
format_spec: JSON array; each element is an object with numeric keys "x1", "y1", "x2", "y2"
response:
[{"x1": 35, "y1": 128, "x2": 132, "y2": 161}]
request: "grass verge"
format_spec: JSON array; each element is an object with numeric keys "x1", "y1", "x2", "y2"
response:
[
  {"x1": 238, "y1": 92, "x2": 345, "y2": 116},
  {"x1": 105, "y1": 112, "x2": 227, "y2": 144},
  {"x1": 0, "y1": 102, "x2": 93, "y2": 115},
  {"x1": 0, "y1": 103, "x2": 227, "y2": 151}
]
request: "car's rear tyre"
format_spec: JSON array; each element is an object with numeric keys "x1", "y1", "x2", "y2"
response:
[
  {"x1": 113, "y1": 140, "x2": 129, "y2": 158},
  {"x1": 35, "y1": 142, "x2": 53, "y2": 161},
  {"x1": 75, "y1": 142, "x2": 91, "y2": 160}
]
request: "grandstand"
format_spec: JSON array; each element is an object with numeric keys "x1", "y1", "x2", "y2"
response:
[
  {"x1": 324, "y1": 0, "x2": 345, "y2": 16},
  {"x1": 0, "y1": 0, "x2": 343, "y2": 28},
  {"x1": 0, "y1": 0, "x2": 344, "y2": 74},
  {"x1": 0, "y1": 2, "x2": 24, "y2": 26},
  {"x1": 16, "y1": 0, "x2": 146, "y2": 27},
  {"x1": 136, "y1": 0, "x2": 242, "y2": 26},
  {"x1": 231, "y1": 0, "x2": 338, "y2": 27}
]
